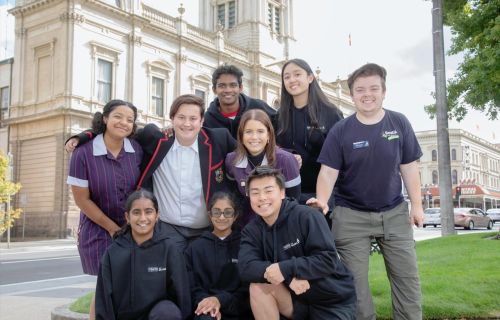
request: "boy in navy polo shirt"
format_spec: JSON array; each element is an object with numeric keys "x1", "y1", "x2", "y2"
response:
[{"x1": 308, "y1": 63, "x2": 423, "y2": 320}]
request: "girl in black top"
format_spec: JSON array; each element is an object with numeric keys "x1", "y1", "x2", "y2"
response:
[
  {"x1": 95, "y1": 190, "x2": 191, "y2": 320},
  {"x1": 185, "y1": 192, "x2": 252, "y2": 320},
  {"x1": 276, "y1": 58, "x2": 343, "y2": 206}
]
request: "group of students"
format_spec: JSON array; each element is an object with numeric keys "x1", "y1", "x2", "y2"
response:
[{"x1": 66, "y1": 60, "x2": 424, "y2": 320}]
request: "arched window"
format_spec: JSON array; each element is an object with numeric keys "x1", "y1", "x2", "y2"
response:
[
  {"x1": 432, "y1": 149, "x2": 437, "y2": 161},
  {"x1": 451, "y1": 148, "x2": 457, "y2": 161},
  {"x1": 432, "y1": 170, "x2": 438, "y2": 185},
  {"x1": 452, "y1": 170, "x2": 458, "y2": 184}
]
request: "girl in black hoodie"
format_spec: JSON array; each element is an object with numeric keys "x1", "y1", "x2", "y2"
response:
[
  {"x1": 185, "y1": 192, "x2": 252, "y2": 320},
  {"x1": 95, "y1": 190, "x2": 191, "y2": 320},
  {"x1": 276, "y1": 58, "x2": 343, "y2": 210}
]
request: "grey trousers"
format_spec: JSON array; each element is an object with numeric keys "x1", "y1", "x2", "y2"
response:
[
  {"x1": 156, "y1": 220, "x2": 209, "y2": 252},
  {"x1": 332, "y1": 202, "x2": 422, "y2": 320}
]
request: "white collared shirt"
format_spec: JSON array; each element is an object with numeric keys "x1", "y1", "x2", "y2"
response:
[
  {"x1": 92, "y1": 133, "x2": 135, "y2": 156},
  {"x1": 153, "y1": 137, "x2": 208, "y2": 229}
]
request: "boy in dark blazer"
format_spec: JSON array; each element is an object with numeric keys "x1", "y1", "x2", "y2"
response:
[{"x1": 66, "y1": 94, "x2": 236, "y2": 251}]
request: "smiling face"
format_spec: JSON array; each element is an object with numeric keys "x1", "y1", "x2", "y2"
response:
[
  {"x1": 209, "y1": 198, "x2": 237, "y2": 238},
  {"x1": 282, "y1": 63, "x2": 314, "y2": 104},
  {"x1": 248, "y1": 176, "x2": 285, "y2": 226},
  {"x1": 126, "y1": 197, "x2": 159, "y2": 245},
  {"x1": 172, "y1": 103, "x2": 204, "y2": 146},
  {"x1": 213, "y1": 74, "x2": 243, "y2": 111},
  {"x1": 103, "y1": 105, "x2": 135, "y2": 140},
  {"x1": 351, "y1": 75, "x2": 386, "y2": 118},
  {"x1": 242, "y1": 119, "x2": 269, "y2": 156}
]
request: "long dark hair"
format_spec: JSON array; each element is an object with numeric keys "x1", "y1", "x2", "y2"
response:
[
  {"x1": 114, "y1": 189, "x2": 158, "y2": 239},
  {"x1": 235, "y1": 109, "x2": 277, "y2": 167},
  {"x1": 91, "y1": 99, "x2": 138, "y2": 135},
  {"x1": 277, "y1": 58, "x2": 339, "y2": 136}
]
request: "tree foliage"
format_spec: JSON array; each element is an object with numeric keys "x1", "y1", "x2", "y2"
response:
[
  {"x1": 426, "y1": 0, "x2": 499, "y2": 121},
  {"x1": 0, "y1": 153, "x2": 22, "y2": 235}
]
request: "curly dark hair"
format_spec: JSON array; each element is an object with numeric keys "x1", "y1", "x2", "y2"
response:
[
  {"x1": 212, "y1": 64, "x2": 243, "y2": 88},
  {"x1": 91, "y1": 99, "x2": 138, "y2": 136}
]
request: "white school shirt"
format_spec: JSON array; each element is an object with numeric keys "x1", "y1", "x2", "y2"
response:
[{"x1": 153, "y1": 137, "x2": 208, "y2": 229}]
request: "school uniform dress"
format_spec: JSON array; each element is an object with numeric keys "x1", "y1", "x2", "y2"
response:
[
  {"x1": 239, "y1": 198, "x2": 356, "y2": 320},
  {"x1": 225, "y1": 148, "x2": 301, "y2": 224},
  {"x1": 95, "y1": 224, "x2": 192, "y2": 320},
  {"x1": 67, "y1": 134, "x2": 142, "y2": 275},
  {"x1": 185, "y1": 231, "x2": 252, "y2": 320}
]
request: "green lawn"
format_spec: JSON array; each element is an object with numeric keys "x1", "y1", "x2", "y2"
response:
[
  {"x1": 71, "y1": 233, "x2": 500, "y2": 318},
  {"x1": 370, "y1": 232, "x2": 500, "y2": 319},
  {"x1": 70, "y1": 291, "x2": 93, "y2": 314}
]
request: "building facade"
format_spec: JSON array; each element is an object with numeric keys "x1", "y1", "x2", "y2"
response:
[
  {"x1": 416, "y1": 129, "x2": 500, "y2": 210},
  {"x1": 0, "y1": 58, "x2": 13, "y2": 153},
  {"x1": 3, "y1": 0, "x2": 354, "y2": 238}
]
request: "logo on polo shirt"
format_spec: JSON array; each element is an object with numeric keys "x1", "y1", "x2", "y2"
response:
[
  {"x1": 283, "y1": 238, "x2": 300, "y2": 251},
  {"x1": 382, "y1": 130, "x2": 400, "y2": 141},
  {"x1": 147, "y1": 266, "x2": 167, "y2": 272}
]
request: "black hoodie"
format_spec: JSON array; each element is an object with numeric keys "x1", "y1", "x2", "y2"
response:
[
  {"x1": 95, "y1": 224, "x2": 191, "y2": 320},
  {"x1": 239, "y1": 198, "x2": 356, "y2": 306},
  {"x1": 276, "y1": 102, "x2": 343, "y2": 194},
  {"x1": 184, "y1": 230, "x2": 252, "y2": 319},
  {"x1": 204, "y1": 93, "x2": 278, "y2": 138}
]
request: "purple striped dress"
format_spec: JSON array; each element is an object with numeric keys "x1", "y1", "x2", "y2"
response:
[{"x1": 67, "y1": 134, "x2": 142, "y2": 275}]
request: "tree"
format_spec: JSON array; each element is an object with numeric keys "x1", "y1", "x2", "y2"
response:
[
  {"x1": 425, "y1": 0, "x2": 499, "y2": 121},
  {"x1": 0, "y1": 153, "x2": 22, "y2": 235}
]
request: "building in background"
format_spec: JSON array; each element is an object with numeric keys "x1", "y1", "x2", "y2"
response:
[
  {"x1": 416, "y1": 129, "x2": 500, "y2": 210},
  {"x1": 0, "y1": 58, "x2": 13, "y2": 154},
  {"x1": 2, "y1": 0, "x2": 354, "y2": 238}
]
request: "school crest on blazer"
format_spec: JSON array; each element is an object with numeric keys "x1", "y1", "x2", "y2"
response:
[{"x1": 215, "y1": 167, "x2": 224, "y2": 183}]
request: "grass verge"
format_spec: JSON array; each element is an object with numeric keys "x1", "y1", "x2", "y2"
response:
[
  {"x1": 370, "y1": 232, "x2": 500, "y2": 319},
  {"x1": 69, "y1": 291, "x2": 93, "y2": 314}
]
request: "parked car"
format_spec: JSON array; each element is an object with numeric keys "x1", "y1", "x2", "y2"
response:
[
  {"x1": 423, "y1": 208, "x2": 441, "y2": 228},
  {"x1": 453, "y1": 208, "x2": 493, "y2": 230},
  {"x1": 486, "y1": 209, "x2": 500, "y2": 224}
]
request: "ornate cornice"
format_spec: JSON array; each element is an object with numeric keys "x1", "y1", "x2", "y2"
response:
[
  {"x1": 60, "y1": 12, "x2": 85, "y2": 24},
  {"x1": 9, "y1": 0, "x2": 61, "y2": 17}
]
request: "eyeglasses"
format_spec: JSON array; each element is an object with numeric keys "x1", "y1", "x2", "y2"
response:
[{"x1": 209, "y1": 209, "x2": 235, "y2": 218}]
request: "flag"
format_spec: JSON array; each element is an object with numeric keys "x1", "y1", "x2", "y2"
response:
[{"x1": 348, "y1": 33, "x2": 352, "y2": 46}]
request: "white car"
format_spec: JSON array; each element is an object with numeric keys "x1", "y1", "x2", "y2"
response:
[
  {"x1": 486, "y1": 209, "x2": 500, "y2": 224},
  {"x1": 423, "y1": 208, "x2": 441, "y2": 228}
]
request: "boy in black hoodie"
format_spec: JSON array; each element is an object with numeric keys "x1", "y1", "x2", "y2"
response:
[
  {"x1": 205, "y1": 64, "x2": 278, "y2": 138},
  {"x1": 239, "y1": 166, "x2": 356, "y2": 320}
]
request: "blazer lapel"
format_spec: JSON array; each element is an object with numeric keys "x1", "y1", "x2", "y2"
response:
[
  {"x1": 198, "y1": 129, "x2": 211, "y2": 205},
  {"x1": 137, "y1": 134, "x2": 174, "y2": 189}
]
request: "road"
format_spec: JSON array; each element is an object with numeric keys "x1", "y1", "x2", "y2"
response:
[
  {"x1": 0, "y1": 239, "x2": 95, "y2": 320},
  {"x1": 0, "y1": 226, "x2": 497, "y2": 319}
]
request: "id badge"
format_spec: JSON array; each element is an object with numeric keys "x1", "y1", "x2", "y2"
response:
[{"x1": 353, "y1": 141, "x2": 369, "y2": 149}]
